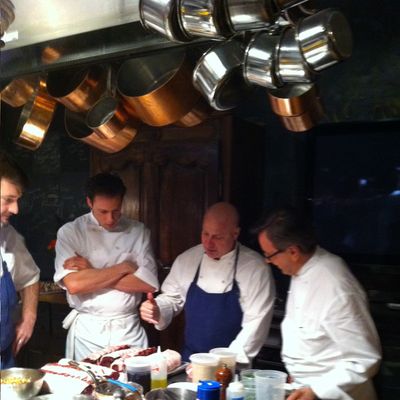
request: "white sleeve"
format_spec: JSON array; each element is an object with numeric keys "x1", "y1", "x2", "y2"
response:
[
  {"x1": 154, "y1": 256, "x2": 188, "y2": 330},
  {"x1": 311, "y1": 293, "x2": 382, "y2": 399},
  {"x1": 9, "y1": 229, "x2": 40, "y2": 291},
  {"x1": 229, "y1": 258, "x2": 276, "y2": 363},
  {"x1": 132, "y1": 226, "x2": 159, "y2": 290},
  {"x1": 53, "y1": 223, "x2": 79, "y2": 288}
]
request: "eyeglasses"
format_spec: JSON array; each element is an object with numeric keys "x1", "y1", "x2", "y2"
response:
[{"x1": 264, "y1": 249, "x2": 284, "y2": 261}]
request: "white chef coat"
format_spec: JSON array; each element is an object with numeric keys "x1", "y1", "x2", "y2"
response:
[
  {"x1": 54, "y1": 212, "x2": 159, "y2": 359},
  {"x1": 155, "y1": 243, "x2": 276, "y2": 361},
  {"x1": 282, "y1": 247, "x2": 381, "y2": 400},
  {"x1": 0, "y1": 224, "x2": 40, "y2": 290}
]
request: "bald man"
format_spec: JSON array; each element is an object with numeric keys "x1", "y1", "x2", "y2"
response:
[{"x1": 140, "y1": 202, "x2": 275, "y2": 362}]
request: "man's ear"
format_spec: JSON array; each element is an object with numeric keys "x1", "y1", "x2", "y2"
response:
[
  {"x1": 288, "y1": 245, "x2": 301, "y2": 261},
  {"x1": 234, "y1": 227, "x2": 241, "y2": 240},
  {"x1": 86, "y1": 197, "x2": 93, "y2": 209}
]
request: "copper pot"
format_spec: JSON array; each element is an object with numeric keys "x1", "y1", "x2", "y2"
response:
[
  {"x1": 15, "y1": 79, "x2": 57, "y2": 150},
  {"x1": 174, "y1": 97, "x2": 213, "y2": 127},
  {"x1": 65, "y1": 109, "x2": 137, "y2": 154},
  {"x1": 1, "y1": 75, "x2": 39, "y2": 108},
  {"x1": 268, "y1": 83, "x2": 317, "y2": 116},
  {"x1": 46, "y1": 66, "x2": 107, "y2": 112},
  {"x1": 117, "y1": 50, "x2": 200, "y2": 127}
]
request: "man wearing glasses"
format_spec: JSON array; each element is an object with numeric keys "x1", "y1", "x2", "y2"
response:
[{"x1": 257, "y1": 207, "x2": 381, "y2": 400}]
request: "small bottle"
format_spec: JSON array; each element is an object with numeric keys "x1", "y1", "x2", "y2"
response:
[
  {"x1": 215, "y1": 363, "x2": 232, "y2": 400},
  {"x1": 226, "y1": 375, "x2": 245, "y2": 400},
  {"x1": 150, "y1": 346, "x2": 168, "y2": 389},
  {"x1": 197, "y1": 380, "x2": 221, "y2": 400}
]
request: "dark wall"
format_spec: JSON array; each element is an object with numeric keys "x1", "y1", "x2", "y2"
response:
[{"x1": 0, "y1": 104, "x2": 90, "y2": 280}]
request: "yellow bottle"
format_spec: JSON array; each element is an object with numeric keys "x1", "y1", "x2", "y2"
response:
[{"x1": 150, "y1": 346, "x2": 168, "y2": 390}]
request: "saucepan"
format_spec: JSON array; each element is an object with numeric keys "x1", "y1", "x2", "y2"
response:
[
  {"x1": 65, "y1": 109, "x2": 137, "y2": 154},
  {"x1": 224, "y1": 0, "x2": 279, "y2": 33},
  {"x1": 278, "y1": 0, "x2": 316, "y2": 25},
  {"x1": 117, "y1": 49, "x2": 200, "y2": 126},
  {"x1": 179, "y1": 0, "x2": 232, "y2": 39},
  {"x1": 46, "y1": 65, "x2": 107, "y2": 113},
  {"x1": 267, "y1": 82, "x2": 318, "y2": 116},
  {"x1": 193, "y1": 37, "x2": 250, "y2": 111},
  {"x1": 296, "y1": 8, "x2": 353, "y2": 72},
  {"x1": 174, "y1": 96, "x2": 213, "y2": 127},
  {"x1": 14, "y1": 78, "x2": 57, "y2": 150},
  {"x1": 1, "y1": 74, "x2": 39, "y2": 108},
  {"x1": 275, "y1": 27, "x2": 314, "y2": 84},
  {"x1": 243, "y1": 30, "x2": 282, "y2": 89},
  {"x1": 139, "y1": 0, "x2": 191, "y2": 42}
]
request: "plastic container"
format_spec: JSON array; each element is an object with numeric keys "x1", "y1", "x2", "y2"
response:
[
  {"x1": 209, "y1": 348, "x2": 237, "y2": 376},
  {"x1": 226, "y1": 375, "x2": 245, "y2": 400},
  {"x1": 189, "y1": 353, "x2": 219, "y2": 384},
  {"x1": 254, "y1": 370, "x2": 287, "y2": 400},
  {"x1": 196, "y1": 380, "x2": 221, "y2": 400},
  {"x1": 125, "y1": 356, "x2": 152, "y2": 394},
  {"x1": 240, "y1": 369, "x2": 259, "y2": 400},
  {"x1": 150, "y1": 346, "x2": 168, "y2": 390}
]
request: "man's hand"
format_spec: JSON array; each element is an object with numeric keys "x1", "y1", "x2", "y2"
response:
[
  {"x1": 287, "y1": 387, "x2": 317, "y2": 400},
  {"x1": 140, "y1": 292, "x2": 160, "y2": 324},
  {"x1": 64, "y1": 254, "x2": 93, "y2": 271},
  {"x1": 118, "y1": 260, "x2": 138, "y2": 274},
  {"x1": 12, "y1": 316, "x2": 35, "y2": 355}
]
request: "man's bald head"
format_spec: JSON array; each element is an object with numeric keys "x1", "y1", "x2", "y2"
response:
[{"x1": 201, "y1": 202, "x2": 240, "y2": 259}]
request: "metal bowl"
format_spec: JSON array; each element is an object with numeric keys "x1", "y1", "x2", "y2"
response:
[
  {"x1": 32, "y1": 395, "x2": 94, "y2": 400},
  {"x1": 145, "y1": 388, "x2": 197, "y2": 400},
  {"x1": 0, "y1": 368, "x2": 45, "y2": 400}
]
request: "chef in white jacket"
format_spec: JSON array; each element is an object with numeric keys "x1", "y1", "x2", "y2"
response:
[
  {"x1": 257, "y1": 207, "x2": 382, "y2": 400},
  {"x1": 54, "y1": 172, "x2": 159, "y2": 361},
  {"x1": 140, "y1": 202, "x2": 276, "y2": 363}
]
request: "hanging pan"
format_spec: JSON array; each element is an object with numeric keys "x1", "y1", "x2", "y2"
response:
[
  {"x1": 46, "y1": 65, "x2": 107, "y2": 113},
  {"x1": 14, "y1": 78, "x2": 57, "y2": 150},
  {"x1": 1, "y1": 75, "x2": 39, "y2": 108}
]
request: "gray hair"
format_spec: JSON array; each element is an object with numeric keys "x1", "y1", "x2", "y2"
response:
[{"x1": 257, "y1": 207, "x2": 317, "y2": 254}]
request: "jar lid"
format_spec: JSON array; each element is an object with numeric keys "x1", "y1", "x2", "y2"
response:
[
  {"x1": 189, "y1": 353, "x2": 219, "y2": 366},
  {"x1": 197, "y1": 380, "x2": 221, "y2": 391},
  {"x1": 125, "y1": 356, "x2": 152, "y2": 371}
]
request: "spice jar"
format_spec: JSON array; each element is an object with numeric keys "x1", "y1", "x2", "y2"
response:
[{"x1": 215, "y1": 363, "x2": 232, "y2": 400}]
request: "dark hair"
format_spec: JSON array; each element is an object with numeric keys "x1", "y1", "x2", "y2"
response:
[
  {"x1": 85, "y1": 172, "x2": 126, "y2": 201},
  {"x1": 0, "y1": 151, "x2": 29, "y2": 190},
  {"x1": 256, "y1": 207, "x2": 317, "y2": 254}
]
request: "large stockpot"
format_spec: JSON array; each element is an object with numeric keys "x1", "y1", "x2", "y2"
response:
[
  {"x1": 15, "y1": 79, "x2": 57, "y2": 150},
  {"x1": 139, "y1": 0, "x2": 191, "y2": 42},
  {"x1": 65, "y1": 109, "x2": 137, "y2": 154},
  {"x1": 179, "y1": 0, "x2": 232, "y2": 39},
  {"x1": 244, "y1": 30, "x2": 282, "y2": 89},
  {"x1": 224, "y1": 0, "x2": 278, "y2": 32},
  {"x1": 193, "y1": 37, "x2": 249, "y2": 111},
  {"x1": 1, "y1": 75, "x2": 39, "y2": 108},
  {"x1": 276, "y1": 27, "x2": 314, "y2": 84},
  {"x1": 117, "y1": 50, "x2": 200, "y2": 126},
  {"x1": 46, "y1": 66, "x2": 107, "y2": 113},
  {"x1": 296, "y1": 8, "x2": 353, "y2": 72}
]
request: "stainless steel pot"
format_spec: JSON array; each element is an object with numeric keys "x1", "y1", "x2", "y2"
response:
[
  {"x1": 117, "y1": 50, "x2": 200, "y2": 126},
  {"x1": 193, "y1": 38, "x2": 249, "y2": 111},
  {"x1": 46, "y1": 65, "x2": 107, "y2": 113},
  {"x1": 224, "y1": 0, "x2": 278, "y2": 32},
  {"x1": 139, "y1": 0, "x2": 191, "y2": 42},
  {"x1": 296, "y1": 8, "x2": 353, "y2": 72},
  {"x1": 179, "y1": 0, "x2": 231, "y2": 39},
  {"x1": 276, "y1": 27, "x2": 314, "y2": 84},
  {"x1": 244, "y1": 30, "x2": 282, "y2": 89}
]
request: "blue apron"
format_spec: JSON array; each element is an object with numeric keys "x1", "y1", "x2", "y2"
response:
[
  {"x1": 0, "y1": 259, "x2": 19, "y2": 369},
  {"x1": 182, "y1": 247, "x2": 243, "y2": 361}
]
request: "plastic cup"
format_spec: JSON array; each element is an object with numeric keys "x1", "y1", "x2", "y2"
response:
[
  {"x1": 124, "y1": 356, "x2": 152, "y2": 394},
  {"x1": 255, "y1": 370, "x2": 287, "y2": 400},
  {"x1": 189, "y1": 353, "x2": 219, "y2": 383},
  {"x1": 209, "y1": 347, "x2": 237, "y2": 376},
  {"x1": 240, "y1": 369, "x2": 259, "y2": 400}
]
